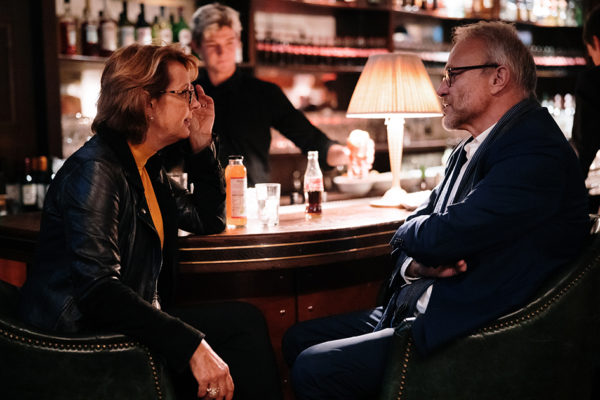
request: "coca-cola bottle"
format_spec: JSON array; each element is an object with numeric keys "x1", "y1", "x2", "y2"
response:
[{"x1": 304, "y1": 151, "x2": 324, "y2": 216}]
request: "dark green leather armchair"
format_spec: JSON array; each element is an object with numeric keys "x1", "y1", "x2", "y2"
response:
[
  {"x1": 379, "y1": 222, "x2": 600, "y2": 400},
  {"x1": 0, "y1": 280, "x2": 176, "y2": 400}
]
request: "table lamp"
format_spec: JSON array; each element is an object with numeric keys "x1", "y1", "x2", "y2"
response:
[{"x1": 347, "y1": 53, "x2": 442, "y2": 207}]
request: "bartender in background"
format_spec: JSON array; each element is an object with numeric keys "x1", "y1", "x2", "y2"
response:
[
  {"x1": 571, "y1": 5, "x2": 600, "y2": 212},
  {"x1": 167, "y1": 2, "x2": 352, "y2": 186}
]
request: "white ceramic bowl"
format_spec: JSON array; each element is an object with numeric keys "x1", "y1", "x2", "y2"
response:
[
  {"x1": 370, "y1": 172, "x2": 393, "y2": 192},
  {"x1": 333, "y1": 175, "x2": 373, "y2": 196}
]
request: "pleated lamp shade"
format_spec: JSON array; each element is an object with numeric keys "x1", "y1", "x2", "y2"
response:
[{"x1": 347, "y1": 53, "x2": 442, "y2": 119}]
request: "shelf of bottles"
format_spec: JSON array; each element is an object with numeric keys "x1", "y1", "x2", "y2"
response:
[
  {"x1": 279, "y1": 0, "x2": 583, "y2": 27},
  {"x1": 254, "y1": 39, "x2": 585, "y2": 70},
  {"x1": 58, "y1": 0, "x2": 193, "y2": 59},
  {"x1": 1, "y1": 156, "x2": 54, "y2": 215},
  {"x1": 255, "y1": 34, "x2": 388, "y2": 69},
  {"x1": 404, "y1": 48, "x2": 586, "y2": 68}
]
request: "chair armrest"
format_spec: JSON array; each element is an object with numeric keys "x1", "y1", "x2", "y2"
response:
[
  {"x1": 0, "y1": 317, "x2": 176, "y2": 400},
  {"x1": 378, "y1": 319, "x2": 413, "y2": 400}
]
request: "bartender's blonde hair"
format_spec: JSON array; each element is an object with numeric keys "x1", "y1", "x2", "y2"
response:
[
  {"x1": 92, "y1": 44, "x2": 199, "y2": 143},
  {"x1": 452, "y1": 21, "x2": 537, "y2": 98},
  {"x1": 191, "y1": 2, "x2": 242, "y2": 46}
]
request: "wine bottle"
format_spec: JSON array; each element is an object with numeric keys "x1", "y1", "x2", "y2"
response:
[
  {"x1": 118, "y1": 1, "x2": 135, "y2": 48},
  {"x1": 169, "y1": 12, "x2": 176, "y2": 39},
  {"x1": 59, "y1": 0, "x2": 77, "y2": 55},
  {"x1": 81, "y1": 0, "x2": 99, "y2": 56},
  {"x1": 135, "y1": 3, "x2": 152, "y2": 45},
  {"x1": 173, "y1": 7, "x2": 192, "y2": 54},
  {"x1": 21, "y1": 157, "x2": 37, "y2": 212},
  {"x1": 35, "y1": 156, "x2": 51, "y2": 210},
  {"x1": 151, "y1": 15, "x2": 160, "y2": 41},
  {"x1": 158, "y1": 6, "x2": 173, "y2": 45},
  {"x1": 99, "y1": 0, "x2": 117, "y2": 56}
]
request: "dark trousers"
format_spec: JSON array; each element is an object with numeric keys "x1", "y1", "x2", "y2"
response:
[
  {"x1": 167, "y1": 302, "x2": 283, "y2": 400},
  {"x1": 282, "y1": 307, "x2": 394, "y2": 400}
]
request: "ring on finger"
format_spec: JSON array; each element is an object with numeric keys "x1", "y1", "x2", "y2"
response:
[{"x1": 206, "y1": 386, "x2": 219, "y2": 397}]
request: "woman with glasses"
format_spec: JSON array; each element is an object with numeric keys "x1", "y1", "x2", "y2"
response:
[{"x1": 20, "y1": 44, "x2": 282, "y2": 400}]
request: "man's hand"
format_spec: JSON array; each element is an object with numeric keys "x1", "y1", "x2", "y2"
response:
[
  {"x1": 189, "y1": 340, "x2": 234, "y2": 400},
  {"x1": 406, "y1": 259, "x2": 468, "y2": 279},
  {"x1": 326, "y1": 144, "x2": 350, "y2": 167},
  {"x1": 189, "y1": 84, "x2": 216, "y2": 154}
]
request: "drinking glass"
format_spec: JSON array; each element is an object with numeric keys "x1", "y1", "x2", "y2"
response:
[{"x1": 255, "y1": 183, "x2": 281, "y2": 227}]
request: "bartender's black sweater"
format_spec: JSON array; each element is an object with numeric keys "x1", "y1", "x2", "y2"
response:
[{"x1": 190, "y1": 68, "x2": 336, "y2": 185}]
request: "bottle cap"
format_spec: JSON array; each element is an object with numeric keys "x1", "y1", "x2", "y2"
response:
[{"x1": 228, "y1": 155, "x2": 243, "y2": 160}]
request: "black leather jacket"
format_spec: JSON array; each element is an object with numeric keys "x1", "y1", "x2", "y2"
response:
[{"x1": 20, "y1": 125, "x2": 226, "y2": 370}]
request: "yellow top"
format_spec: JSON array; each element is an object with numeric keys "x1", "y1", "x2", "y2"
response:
[{"x1": 128, "y1": 142, "x2": 164, "y2": 248}]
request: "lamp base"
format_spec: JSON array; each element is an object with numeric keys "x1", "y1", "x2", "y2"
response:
[{"x1": 370, "y1": 186, "x2": 407, "y2": 208}]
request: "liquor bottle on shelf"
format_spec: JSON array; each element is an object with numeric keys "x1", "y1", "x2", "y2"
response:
[
  {"x1": 173, "y1": 7, "x2": 192, "y2": 54},
  {"x1": 35, "y1": 156, "x2": 51, "y2": 210},
  {"x1": 21, "y1": 157, "x2": 37, "y2": 212},
  {"x1": 3, "y1": 159, "x2": 20, "y2": 214},
  {"x1": 225, "y1": 155, "x2": 247, "y2": 228},
  {"x1": 118, "y1": 1, "x2": 135, "y2": 48},
  {"x1": 290, "y1": 170, "x2": 304, "y2": 205},
  {"x1": 135, "y1": 3, "x2": 152, "y2": 45},
  {"x1": 81, "y1": 0, "x2": 99, "y2": 56},
  {"x1": 99, "y1": 0, "x2": 117, "y2": 57},
  {"x1": 59, "y1": 0, "x2": 77, "y2": 55},
  {"x1": 304, "y1": 151, "x2": 324, "y2": 217},
  {"x1": 151, "y1": 15, "x2": 160, "y2": 41},
  {"x1": 157, "y1": 6, "x2": 173, "y2": 45}
]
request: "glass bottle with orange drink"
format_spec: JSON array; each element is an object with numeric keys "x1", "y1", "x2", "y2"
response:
[{"x1": 225, "y1": 155, "x2": 247, "y2": 227}]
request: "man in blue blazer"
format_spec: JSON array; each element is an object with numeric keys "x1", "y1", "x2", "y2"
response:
[{"x1": 283, "y1": 21, "x2": 590, "y2": 400}]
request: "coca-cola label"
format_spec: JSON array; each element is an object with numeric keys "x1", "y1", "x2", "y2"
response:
[{"x1": 304, "y1": 177, "x2": 323, "y2": 192}]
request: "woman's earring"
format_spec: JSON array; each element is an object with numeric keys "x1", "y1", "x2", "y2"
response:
[{"x1": 149, "y1": 115, "x2": 154, "y2": 121}]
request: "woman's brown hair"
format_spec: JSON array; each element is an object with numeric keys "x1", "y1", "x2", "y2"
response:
[{"x1": 92, "y1": 44, "x2": 199, "y2": 143}]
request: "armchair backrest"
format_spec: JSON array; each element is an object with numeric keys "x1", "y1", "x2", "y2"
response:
[{"x1": 0, "y1": 279, "x2": 175, "y2": 400}]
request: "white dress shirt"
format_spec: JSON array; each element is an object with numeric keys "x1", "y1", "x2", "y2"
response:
[{"x1": 401, "y1": 124, "x2": 496, "y2": 314}]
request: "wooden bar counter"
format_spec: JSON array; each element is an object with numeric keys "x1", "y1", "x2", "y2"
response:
[
  {"x1": 174, "y1": 197, "x2": 409, "y2": 344},
  {"x1": 178, "y1": 197, "x2": 408, "y2": 272}
]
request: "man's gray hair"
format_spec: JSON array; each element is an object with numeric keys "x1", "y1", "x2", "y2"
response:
[
  {"x1": 191, "y1": 2, "x2": 242, "y2": 46},
  {"x1": 452, "y1": 21, "x2": 537, "y2": 97}
]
